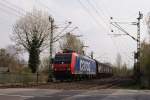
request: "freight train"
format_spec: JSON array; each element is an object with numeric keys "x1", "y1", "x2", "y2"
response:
[{"x1": 52, "y1": 50, "x2": 113, "y2": 81}]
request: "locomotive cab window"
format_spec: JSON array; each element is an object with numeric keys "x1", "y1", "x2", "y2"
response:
[{"x1": 54, "y1": 54, "x2": 72, "y2": 64}]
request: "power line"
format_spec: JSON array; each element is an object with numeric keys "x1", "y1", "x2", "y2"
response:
[
  {"x1": 36, "y1": 0, "x2": 87, "y2": 41},
  {"x1": 86, "y1": 0, "x2": 109, "y2": 29},
  {"x1": 0, "y1": 0, "x2": 118, "y2": 61},
  {"x1": 86, "y1": 0, "x2": 121, "y2": 56},
  {"x1": 3, "y1": 0, "x2": 79, "y2": 42},
  {"x1": 111, "y1": 22, "x2": 138, "y2": 41},
  {"x1": 94, "y1": 0, "x2": 112, "y2": 17},
  {"x1": 53, "y1": 22, "x2": 72, "y2": 40},
  {"x1": 92, "y1": 0, "x2": 110, "y2": 18},
  {"x1": 0, "y1": 1, "x2": 24, "y2": 17},
  {"x1": 35, "y1": 0, "x2": 54, "y2": 16},
  {"x1": 0, "y1": 4, "x2": 21, "y2": 17},
  {"x1": 0, "y1": 0, "x2": 39, "y2": 19},
  {"x1": 36, "y1": 0, "x2": 82, "y2": 40},
  {"x1": 36, "y1": 0, "x2": 118, "y2": 58},
  {"x1": 2, "y1": 0, "x2": 27, "y2": 13},
  {"x1": 88, "y1": 0, "x2": 134, "y2": 56},
  {"x1": 36, "y1": 0, "x2": 73, "y2": 21},
  {"x1": 77, "y1": 0, "x2": 120, "y2": 57},
  {"x1": 77, "y1": 0, "x2": 109, "y2": 32},
  {"x1": 110, "y1": 12, "x2": 143, "y2": 82},
  {"x1": 88, "y1": 0, "x2": 110, "y2": 20}
]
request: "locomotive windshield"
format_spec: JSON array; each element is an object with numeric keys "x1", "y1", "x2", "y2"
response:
[{"x1": 54, "y1": 54, "x2": 72, "y2": 64}]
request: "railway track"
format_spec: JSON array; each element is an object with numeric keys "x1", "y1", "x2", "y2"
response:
[
  {"x1": 0, "y1": 77, "x2": 133, "y2": 90},
  {"x1": 88, "y1": 78, "x2": 123, "y2": 89}
]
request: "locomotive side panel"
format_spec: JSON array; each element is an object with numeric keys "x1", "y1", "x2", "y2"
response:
[{"x1": 74, "y1": 55, "x2": 97, "y2": 75}]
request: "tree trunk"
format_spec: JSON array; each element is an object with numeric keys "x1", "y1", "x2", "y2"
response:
[{"x1": 28, "y1": 48, "x2": 40, "y2": 73}]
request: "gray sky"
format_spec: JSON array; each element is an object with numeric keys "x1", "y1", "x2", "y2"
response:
[{"x1": 0, "y1": 0, "x2": 149, "y2": 67}]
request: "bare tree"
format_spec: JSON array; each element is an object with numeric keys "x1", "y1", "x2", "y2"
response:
[
  {"x1": 59, "y1": 33, "x2": 84, "y2": 54},
  {"x1": 12, "y1": 9, "x2": 52, "y2": 73}
]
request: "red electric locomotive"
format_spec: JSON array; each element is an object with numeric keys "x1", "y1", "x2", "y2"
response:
[
  {"x1": 53, "y1": 50, "x2": 113, "y2": 81},
  {"x1": 53, "y1": 50, "x2": 97, "y2": 80}
]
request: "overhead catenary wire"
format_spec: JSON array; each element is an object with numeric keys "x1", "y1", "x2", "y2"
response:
[
  {"x1": 110, "y1": 12, "x2": 143, "y2": 68},
  {"x1": 0, "y1": 4, "x2": 22, "y2": 17},
  {"x1": 77, "y1": 0, "x2": 110, "y2": 33},
  {"x1": 37, "y1": 0, "x2": 89, "y2": 55},
  {"x1": 35, "y1": 0, "x2": 84, "y2": 53},
  {"x1": 92, "y1": 0, "x2": 136, "y2": 65},
  {"x1": 1, "y1": 0, "x2": 38, "y2": 19},
  {"x1": 88, "y1": 0, "x2": 121, "y2": 51},
  {"x1": 77, "y1": 0, "x2": 121, "y2": 60},
  {"x1": 90, "y1": 0, "x2": 127, "y2": 53},
  {"x1": 36, "y1": 0, "x2": 73, "y2": 23},
  {"x1": 0, "y1": 0, "x2": 84, "y2": 58},
  {"x1": 35, "y1": 0, "x2": 82, "y2": 42},
  {"x1": 1, "y1": 0, "x2": 70, "y2": 43},
  {"x1": 86, "y1": 0, "x2": 110, "y2": 28},
  {"x1": 90, "y1": 0, "x2": 114, "y2": 31},
  {"x1": 36, "y1": 0, "x2": 88, "y2": 35},
  {"x1": 78, "y1": 1, "x2": 119, "y2": 47},
  {"x1": 53, "y1": 22, "x2": 72, "y2": 40},
  {"x1": 111, "y1": 22, "x2": 138, "y2": 41},
  {"x1": 31, "y1": 0, "x2": 83, "y2": 53},
  {"x1": 0, "y1": 0, "x2": 40, "y2": 19},
  {"x1": 92, "y1": 0, "x2": 110, "y2": 18},
  {"x1": 0, "y1": 0, "x2": 119, "y2": 63},
  {"x1": 94, "y1": 0, "x2": 112, "y2": 17},
  {"x1": 0, "y1": 1, "x2": 25, "y2": 17},
  {"x1": 35, "y1": 0, "x2": 55, "y2": 16},
  {"x1": 2, "y1": 0, "x2": 27, "y2": 13}
]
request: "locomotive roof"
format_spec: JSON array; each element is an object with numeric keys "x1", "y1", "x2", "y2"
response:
[{"x1": 56, "y1": 52, "x2": 95, "y2": 61}]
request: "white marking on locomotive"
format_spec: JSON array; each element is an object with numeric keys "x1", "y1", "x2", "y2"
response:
[{"x1": 80, "y1": 60, "x2": 90, "y2": 72}]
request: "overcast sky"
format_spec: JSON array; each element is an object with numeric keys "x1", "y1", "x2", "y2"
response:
[{"x1": 0, "y1": 0, "x2": 150, "y2": 67}]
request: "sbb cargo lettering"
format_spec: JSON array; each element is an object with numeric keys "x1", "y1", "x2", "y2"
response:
[{"x1": 80, "y1": 60, "x2": 90, "y2": 72}]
